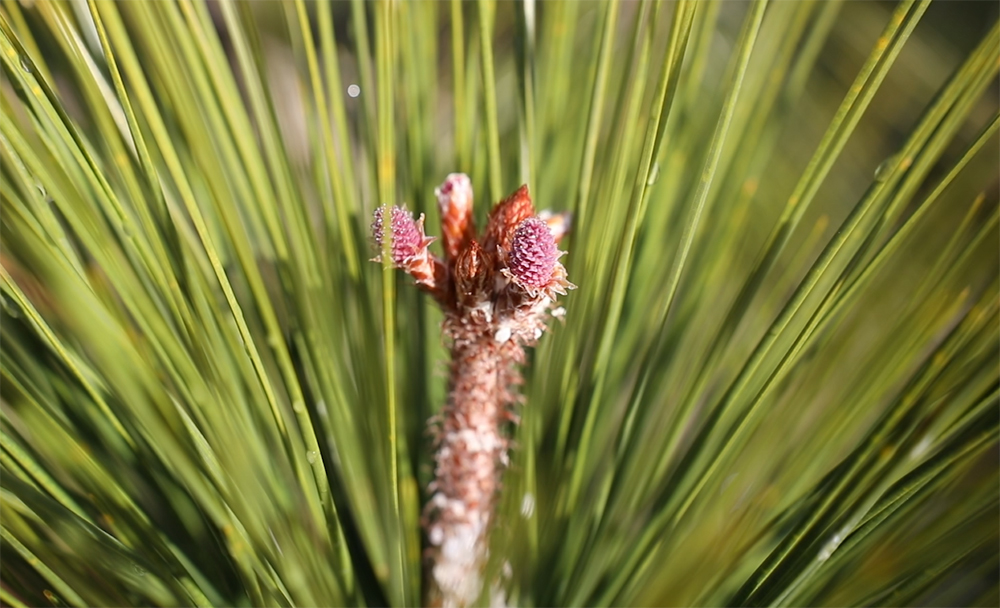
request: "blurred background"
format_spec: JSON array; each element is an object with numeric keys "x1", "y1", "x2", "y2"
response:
[{"x1": 2, "y1": 1, "x2": 997, "y2": 606}]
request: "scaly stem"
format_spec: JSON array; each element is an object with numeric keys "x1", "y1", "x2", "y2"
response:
[{"x1": 424, "y1": 315, "x2": 522, "y2": 606}]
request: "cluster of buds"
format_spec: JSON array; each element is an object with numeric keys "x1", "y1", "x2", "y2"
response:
[{"x1": 372, "y1": 174, "x2": 572, "y2": 607}]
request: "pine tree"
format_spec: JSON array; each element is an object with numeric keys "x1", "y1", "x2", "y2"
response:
[{"x1": 1, "y1": 1, "x2": 997, "y2": 606}]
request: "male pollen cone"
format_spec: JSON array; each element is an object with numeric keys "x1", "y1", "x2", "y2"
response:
[
  {"x1": 372, "y1": 205, "x2": 423, "y2": 265},
  {"x1": 507, "y1": 217, "x2": 559, "y2": 290}
]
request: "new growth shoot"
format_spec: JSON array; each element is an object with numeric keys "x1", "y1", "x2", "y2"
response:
[{"x1": 373, "y1": 174, "x2": 573, "y2": 607}]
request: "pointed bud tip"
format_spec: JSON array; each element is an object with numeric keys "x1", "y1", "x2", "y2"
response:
[
  {"x1": 485, "y1": 185, "x2": 536, "y2": 253},
  {"x1": 435, "y1": 173, "x2": 472, "y2": 200}
]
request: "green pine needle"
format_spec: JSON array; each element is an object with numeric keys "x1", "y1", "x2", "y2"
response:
[{"x1": 1, "y1": 1, "x2": 997, "y2": 606}]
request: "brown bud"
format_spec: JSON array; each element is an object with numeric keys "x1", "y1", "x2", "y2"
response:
[
  {"x1": 483, "y1": 185, "x2": 535, "y2": 256},
  {"x1": 454, "y1": 240, "x2": 490, "y2": 308},
  {"x1": 436, "y1": 173, "x2": 476, "y2": 263}
]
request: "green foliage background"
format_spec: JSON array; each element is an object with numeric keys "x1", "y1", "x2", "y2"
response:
[{"x1": 1, "y1": 0, "x2": 998, "y2": 606}]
